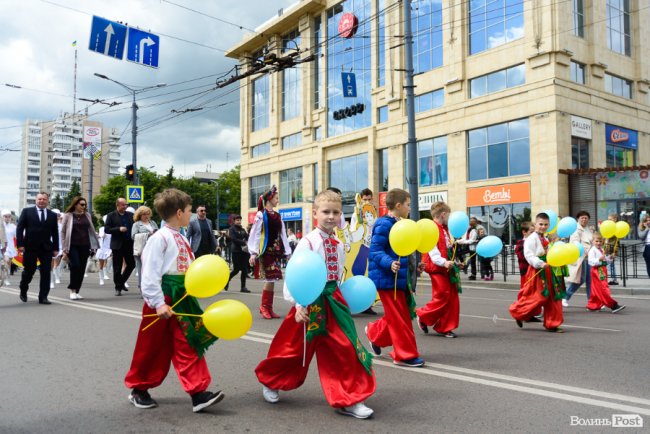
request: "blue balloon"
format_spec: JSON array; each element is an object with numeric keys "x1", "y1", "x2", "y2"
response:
[
  {"x1": 339, "y1": 276, "x2": 378, "y2": 314},
  {"x1": 476, "y1": 235, "x2": 503, "y2": 258},
  {"x1": 543, "y1": 209, "x2": 558, "y2": 232},
  {"x1": 448, "y1": 211, "x2": 470, "y2": 239},
  {"x1": 285, "y1": 249, "x2": 327, "y2": 306},
  {"x1": 556, "y1": 216, "x2": 578, "y2": 238},
  {"x1": 572, "y1": 241, "x2": 584, "y2": 257}
]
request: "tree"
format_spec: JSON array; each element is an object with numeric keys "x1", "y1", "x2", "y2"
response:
[
  {"x1": 64, "y1": 180, "x2": 82, "y2": 210},
  {"x1": 51, "y1": 194, "x2": 64, "y2": 211}
]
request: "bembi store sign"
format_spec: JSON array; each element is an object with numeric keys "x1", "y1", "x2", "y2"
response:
[{"x1": 467, "y1": 182, "x2": 530, "y2": 207}]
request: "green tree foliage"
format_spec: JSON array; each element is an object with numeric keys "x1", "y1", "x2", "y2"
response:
[
  {"x1": 51, "y1": 194, "x2": 64, "y2": 211},
  {"x1": 63, "y1": 180, "x2": 82, "y2": 210}
]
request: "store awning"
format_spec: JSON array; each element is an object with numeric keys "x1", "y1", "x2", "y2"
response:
[{"x1": 560, "y1": 165, "x2": 650, "y2": 175}]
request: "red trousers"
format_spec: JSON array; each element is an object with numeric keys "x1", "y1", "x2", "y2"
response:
[
  {"x1": 509, "y1": 267, "x2": 563, "y2": 330},
  {"x1": 125, "y1": 298, "x2": 211, "y2": 395},
  {"x1": 255, "y1": 291, "x2": 376, "y2": 408},
  {"x1": 587, "y1": 267, "x2": 616, "y2": 310},
  {"x1": 366, "y1": 289, "x2": 419, "y2": 362},
  {"x1": 416, "y1": 273, "x2": 459, "y2": 334}
]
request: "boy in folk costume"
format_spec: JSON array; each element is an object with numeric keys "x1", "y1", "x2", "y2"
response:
[
  {"x1": 509, "y1": 213, "x2": 564, "y2": 333},
  {"x1": 248, "y1": 185, "x2": 292, "y2": 319},
  {"x1": 416, "y1": 202, "x2": 462, "y2": 338},
  {"x1": 587, "y1": 233, "x2": 626, "y2": 313},
  {"x1": 255, "y1": 191, "x2": 376, "y2": 419},
  {"x1": 125, "y1": 189, "x2": 223, "y2": 413}
]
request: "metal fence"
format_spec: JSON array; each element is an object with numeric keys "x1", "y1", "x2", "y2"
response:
[{"x1": 491, "y1": 242, "x2": 648, "y2": 287}]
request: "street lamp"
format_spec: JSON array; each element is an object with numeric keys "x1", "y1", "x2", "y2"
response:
[
  {"x1": 212, "y1": 180, "x2": 220, "y2": 231},
  {"x1": 93, "y1": 73, "x2": 166, "y2": 185}
]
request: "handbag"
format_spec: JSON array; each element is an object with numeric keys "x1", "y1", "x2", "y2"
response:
[{"x1": 133, "y1": 232, "x2": 150, "y2": 256}]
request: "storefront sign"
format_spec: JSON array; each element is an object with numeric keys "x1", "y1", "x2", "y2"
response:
[
  {"x1": 418, "y1": 191, "x2": 448, "y2": 211},
  {"x1": 571, "y1": 116, "x2": 592, "y2": 139},
  {"x1": 247, "y1": 211, "x2": 257, "y2": 224},
  {"x1": 280, "y1": 207, "x2": 302, "y2": 221},
  {"x1": 466, "y1": 182, "x2": 530, "y2": 207},
  {"x1": 606, "y1": 124, "x2": 638, "y2": 149},
  {"x1": 597, "y1": 170, "x2": 650, "y2": 200},
  {"x1": 338, "y1": 13, "x2": 358, "y2": 38},
  {"x1": 378, "y1": 191, "x2": 387, "y2": 217}
]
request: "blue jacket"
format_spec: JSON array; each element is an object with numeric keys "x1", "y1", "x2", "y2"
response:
[{"x1": 368, "y1": 215, "x2": 409, "y2": 291}]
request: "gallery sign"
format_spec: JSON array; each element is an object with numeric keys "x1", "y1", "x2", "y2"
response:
[{"x1": 571, "y1": 115, "x2": 592, "y2": 140}]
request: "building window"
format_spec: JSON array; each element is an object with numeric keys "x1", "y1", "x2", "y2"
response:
[
  {"x1": 377, "y1": 106, "x2": 388, "y2": 123},
  {"x1": 605, "y1": 124, "x2": 637, "y2": 168},
  {"x1": 378, "y1": 148, "x2": 389, "y2": 191},
  {"x1": 469, "y1": 0, "x2": 524, "y2": 55},
  {"x1": 412, "y1": 0, "x2": 443, "y2": 74},
  {"x1": 252, "y1": 75, "x2": 269, "y2": 131},
  {"x1": 573, "y1": 0, "x2": 584, "y2": 37},
  {"x1": 282, "y1": 29, "x2": 302, "y2": 121},
  {"x1": 249, "y1": 174, "x2": 271, "y2": 208},
  {"x1": 570, "y1": 61, "x2": 586, "y2": 84},
  {"x1": 415, "y1": 89, "x2": 444, "y2": 113},
  {"x1": 606, "y1": 0, "x2": 631, "y2": 56},
  {"x1": 282, "y1": 132, "x2": 302, "y2": 150},
  {"x1": 604, "y1": 73, "x2": 632, "y2": 99},
  {"x1": 469, "y1": 64, "x2": 525, "y2": 98},
  {"x1": 313, "y1": 16, "x2": 322, "y2": 109},
  {"x1": 571, "y1": 137, "x2": 589, "y2": 169},
  {"x1": 251, "y1": 142, "x2": 270, "y2": 158},
  {"x1": 328, "y1": 153, "x2": 369, "y2": 201},
  {"x1": 313, "y1": 163, "x2": 319, "y2": 197},
  {"x1": 327, "y1": 0, "x2": 372, "y2": 137},
  {"x1": 377, "y1": 0, "x2": 386, "y2": 87},
  {"x1": 280, "y1": 167, "x2": 303, "y2": 204},
  {"x1": 313, "y1": 126, "x2": 322, "y2": 141},
  {"x1": 468, "y1": 203, "x2": 531, "y2": 245},
  {"x1": 417, "y1": 137, "x2": 448, "y2": 186},
  {"x1": 468, "y1": 118, "x2": 530, "y2": 181}
]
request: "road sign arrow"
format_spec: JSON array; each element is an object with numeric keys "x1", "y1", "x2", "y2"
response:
[
  {"x1": 103, "y1": 23, "x2": 115, "y2": 55},
  {"x1": 139, "y1": 37, "x2": 155, "y2": 62}
]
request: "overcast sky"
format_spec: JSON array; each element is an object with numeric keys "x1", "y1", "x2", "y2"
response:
[{"x1": 0, "y1": 0, "x2": 296, "y2": 211}]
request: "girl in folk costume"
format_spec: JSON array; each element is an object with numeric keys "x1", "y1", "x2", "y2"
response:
[
  {"x1": 416, "y1": 202, "x2": 462, "y2": 338},
  {"x1": 248, "y1": 185, "x2": 292, "y2": 319},
  {"x1": 586, "y1": 233, "x2": 626, "y2": 313},
  {"x1": 255, "y1": 190, "x2": 376, "y2": 419},
  {"x1": 509, "y1": 213, "x2": 564, "y2": 332}
]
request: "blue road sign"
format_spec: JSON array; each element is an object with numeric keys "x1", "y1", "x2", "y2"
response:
[
  {"x1": 126, "y1": 185, "x2": 144, "y2": 203},
  {"x1": 88, "y1": 16, "x2": 127, "y2": 60},
  {"x1": 126, "y1": 28, "x2": 160, "y2": 68},
  {"x1": 341, "y1": 72, "x2": 357, "y2": 98}
]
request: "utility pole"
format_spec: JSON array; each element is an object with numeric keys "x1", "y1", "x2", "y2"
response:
[
  {"x1": 214, "y1": 179, "x2": 220, "y2": 231},
  {"x1": 403, "y1": 0, "x2": 419, "y2": 221}
]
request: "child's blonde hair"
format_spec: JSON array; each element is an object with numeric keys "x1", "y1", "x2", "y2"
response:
[
  {"x1": 430, "y1": 201, "x2": 451, "y2": 218},
  {"x1": 592, "y1": 232, "x2": 604, "y2": 242},
  {"x1": 314, "y1": 190, "x2": 342, "y2": 210}
]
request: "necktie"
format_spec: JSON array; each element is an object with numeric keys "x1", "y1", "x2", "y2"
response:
[{"x1": 40, "y1": 209, "x2": 45, "y2": 222}]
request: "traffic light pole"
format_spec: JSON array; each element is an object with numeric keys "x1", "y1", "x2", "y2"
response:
[
  {"x1": 131, "y1": 91, "x2": 138, "y2": 185},
  {"x1": 403, "y1": 0, "x2": 418, "y2": 221}
]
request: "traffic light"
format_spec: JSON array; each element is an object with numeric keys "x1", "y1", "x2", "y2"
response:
[{"x1": 125, "y1": 164, "x2": 135, "y2": 182}]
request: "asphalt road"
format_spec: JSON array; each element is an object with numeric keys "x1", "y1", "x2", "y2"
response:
[{"x1": 1, "y1": 271, "x2": 649, "y2": 433}]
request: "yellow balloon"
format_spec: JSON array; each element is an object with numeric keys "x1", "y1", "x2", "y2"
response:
[
  {"x1": 563, "y1": 242, "x2": 580, "y2": 264},
  {"x1": 416, "y1": 219, "x2": 439, "y2": 253},
  {"x1": 546, "y1": 244, "x2": 565, "y2": 267},
  {"x1": 615, "y1": 221, "x2": 630, "y2": 239},
  {"x1": 599, "y1": 220, "x2": 616, "y2": 239},
  {"x1": 389, "y1": 219, "x2": 421, "y2": 256},
  {"x1": 185, "y1": 254, "x2": 230, "y2": 298},
  {"x1": 202, "y1": 299, "x2": 253, "y2": 340}
]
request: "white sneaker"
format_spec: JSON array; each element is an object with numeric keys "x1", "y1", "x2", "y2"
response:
[
  {"x1": 562, "y1": 299, "x2": 569, "y2": 308},
  {"x1": 75, "y1": 293, "x2": 84, "y2": 300},
  {"x1": 103, "y1": 271, "x2": 110, "y2": 280},
  {"x1": 84, "y1": 273, "x2": 88, "y2": 278},
  {"x1": 70, "y1": 293, "x2": 77, "y2": 300},
  {"x1": 262, "y1": 386, "x2": 279, "y2": 403},
  {"x1": 55, "y1": 278, "x2": 61, "y2": 284},
  {"x1": 50, "y1": 282, "x2": 55, "y2": 289},
  {"x1": 337, "y1": 402, "x2": 374, "y2": 419},
  {"x1": 124, "y1": 282, "x2": 130, "y2": 289},
  {"x1": 4, "y1": 280, "x2": 10, "y2": 286},
  {"x1": 99, "y1": 276, "x2": 105, "y2": 286}
]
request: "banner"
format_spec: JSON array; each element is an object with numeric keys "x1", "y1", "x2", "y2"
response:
[{"x1": 83, "y1": 126, "x2": 102, "y2": 159}]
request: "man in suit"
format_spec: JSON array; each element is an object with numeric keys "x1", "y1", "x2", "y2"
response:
[
  {"x1": 186, "y1": 205, "x2": 217, "y2": 258},
  {"x1": 16, "y1": 192, "x2": 59, "y2": 304},
  {"x1": 104, "y1": 197, "x2": 135, "y2": 296}
]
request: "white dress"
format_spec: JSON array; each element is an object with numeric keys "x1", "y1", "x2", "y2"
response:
[
  {"x1": 3, "y1": 222, "x2": 17, "y2": 258},
  {"x1": 96, "y1": 227, "x2": 112, "y2": 260}
]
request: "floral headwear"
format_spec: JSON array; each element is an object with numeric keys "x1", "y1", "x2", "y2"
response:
[{"x1": 257, "y1": 185, "x2": 278, "y2": 211}]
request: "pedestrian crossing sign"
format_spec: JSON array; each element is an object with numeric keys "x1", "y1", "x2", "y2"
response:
[{"x1": 126, "y1": 185, "x2": 144, "y2": 203}]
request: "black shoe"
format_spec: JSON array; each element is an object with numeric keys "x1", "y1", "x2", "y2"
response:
[
  {"x1": 38, "y1": 299, "x2": 52, "y2": 305},
  {"x1": 608, "y1": 281, "x2": 619, "y2": 286},
  {"x1": 128, "y1": 389, "x2": 158, "y2": 409},
  {"x1": 516, "y1": 320, "x2": 523, "y2": 328},
  {"x1": 417, "y1": 316, "x2": 429, "y2": 334},
  {"x1": 191, "y1": 390, "x2": 224, "y2": 413},
  {"x1": 362, "y1": 307, "x2": 378, "y2": 315},
  {"x1": 525, "y1": 317, "x2": 542, "y2": 323},
  {"x1": 612, "y1": 304, "x2": 626, "y2": 313},
  {"x1": 240, "y1": 288, "x2": 250, "y2": 293},
  {"x1": 122, "y1": 287, "x2": 128, "y2": 292},
  {"x1": 115, "y1": 290, "x2": 122, "y2": 296},
  {"x1": 440, "y1": 331, "x2": 457, "y2": 338},
  {"x1": 468, "y1": 275, "x2": 477, "y2": 281},
  {"x1": 19, "y1": 292, "x2": 27, "y2": 302},
  {"x1": 364, "y1": 326, "x2": 381, "y2": 356},
  {"x1": 224, "y1": 284, "x2": 229, "y2": 291}
]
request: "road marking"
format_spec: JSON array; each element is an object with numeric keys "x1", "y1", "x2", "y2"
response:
[
  {"x1": 2, "y1": 288, "x2": 646, "y2": 415},
  {"x1": 461, "y1": 313, "x2": 622, "y2": 332}
]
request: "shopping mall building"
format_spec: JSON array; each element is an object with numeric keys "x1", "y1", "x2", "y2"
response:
[{"x1": 227, "y1": 0, "x2": 649, "y2": 243}]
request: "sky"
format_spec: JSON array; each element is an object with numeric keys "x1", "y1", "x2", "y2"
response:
[{"x1": 0, "y1": 0, "x2": 296, "y2": 212}]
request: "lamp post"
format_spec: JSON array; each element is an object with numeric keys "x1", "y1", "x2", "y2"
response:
[
  {"x1": 93, "y1": 73, "x2": 166, "y2": 185},
  {"x1": 213, "y1": 179, "x2": 220, "y2": 231}
]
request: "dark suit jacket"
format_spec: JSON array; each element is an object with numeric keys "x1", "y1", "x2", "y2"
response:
[
  {"x1": 16, "y1": 206, "x2": 59, "y2": 252},
  {"x1": 186, "y1": 217, "x2": 217, "y2": 254},
  {"x1": 104, "y1": 210, "x2": 135, "y2": 250}
]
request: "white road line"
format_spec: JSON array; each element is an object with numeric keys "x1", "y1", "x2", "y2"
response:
[
  {"x1": 2, "y1": 288, "x2": 647, "y2": 414},
  {"x1": 460, "y1": 313, "x2": 622, "y2": 332}
]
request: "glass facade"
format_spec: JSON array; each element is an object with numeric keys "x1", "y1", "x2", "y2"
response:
[
  {"x1": 251, "y1": 142, "x2": 270, "y2": 158},
  {"x1": 571, "y1": 137, "x2": 589, "y2": 169},
  {"x1": 418, "y1": 136, "x2": 448, "y2": 186},
  {"x1": 468, "y1": 203, "x2": 531, "y2": 245},
  {"x1": 570, "y1": 61, "x2": 586, "y2": 84},
  {"x1": 605, "y1": 124, "x2": 637, "y2": 168},
  {"x1": 468, "y1": 119, "x2": 530, "y2": 181},
  {"x1": 313, "y1": 163, "x2": 319, "y2": 197},
  {"x1": 251, "y1": 75, "x2": 269, "y2": 131},
  {"x1": 573, "y1": 0, "x2": 584, "y2": 37},
  {"x1": 327, "y1": 0, "x2": 372, "y2": 137},
  {"x1": 415, "y1": 89, "x2": 444, "y2": 113},
  {"x1": 469, "y1": 64, "x2": 525, "y2": 98},
  {"x1": 378, "y1": 148, "x2": 389, "y2": 191},
  {"x1": 250, "y1": 174, "x2": 271, "y2": 208},
  {"x1": 313, "y1": 17, "x2": 322, "y2": 109},
  {"x1": 377, "y1": 105, "x2": 388, "y2": 123},
  {"x1": 282, "y1": 29, "x2": 302, "y2": 121},
  {"x1": 604, "y1": 73, "x2": 632, "y2": 99},
  {"x1": 329, "y1": 153, "x2": 369, "y2": 201},
  {"x1": 280, "y1": 167, "x2": 303, "y2": 204},
  {"x1": 469, "y1": 0, "x2": 524, "y2": 55},
  {"x1": 412, "y1": 0, "x2": 443, "y2": 74},
  {"x1": 606, "y1": 0, "x2": 631, "y2": 56},
  {"x1": 377, "y1": 0, "x2": 385, "y2": 86},
  {"x1": 281, "y1": 132, "x2": 302, "y2": 150}
]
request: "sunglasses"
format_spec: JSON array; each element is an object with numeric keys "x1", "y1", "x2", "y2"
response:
[{"x1": 78, "y1": 203, "x2": 87, "y2": 207}]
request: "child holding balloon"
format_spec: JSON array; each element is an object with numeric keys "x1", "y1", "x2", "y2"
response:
[
  {"x1": 255, "y1": 190, "x2": 376, "y2": 419},
  {"x1": 124, "y1": 189, "x2": 224, "y2": 413},
  {"x1": 586, "y1": 233, "x2": 626, "y2": 313}
]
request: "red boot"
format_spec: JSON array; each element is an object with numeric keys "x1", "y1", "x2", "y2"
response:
[{"x1": 260, "y1": 291, "x2": 273, "y2": 320}]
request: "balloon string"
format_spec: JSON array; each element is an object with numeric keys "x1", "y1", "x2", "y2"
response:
[
  {"x1": 143, "y1": 312, "x2": 201, "y2": 318},
  {"x1": 463, "y1": 252, "x2": 476, "y2": 265},
  {"x1": 302, "y1": 322, "x2": 307, "y2": 368},
  {"x1": 451, "y1": 242, "x2": 457, "y2": 262},
  {"x1": 523, "y1": 268, "x2": 544, "y2": 286},
  {"x1": 393, "y1": 256, "x2": 399, "y2": 301},
  {"x1": 141, "y1": 293, "x2": 190, "y2": 332}
]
